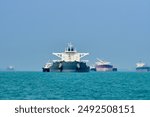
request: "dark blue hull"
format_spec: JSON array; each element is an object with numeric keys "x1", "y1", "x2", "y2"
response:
[
  {"x1": 136, "y1": 67, "x2": 150, "y2": 72},
  {"x1": 43, "y1": 61, "x2": 90, "y2": 72},
  {"x1": 42, "y1": 68, "x2": 50, "y2": 72}
]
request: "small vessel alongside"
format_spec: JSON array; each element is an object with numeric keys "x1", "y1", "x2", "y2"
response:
[
  {"x1": 136, "y1": 62, "x2": 150, "y2": 72},
  {"x1": 95, "y1": 58, "x2": 117, "y2": 72},
  {"x1": 42, "y1": 61, "x2": 52, "y2": 72},
  {"x1": 43, "y1": 43, "x2": 90, "y2": 72},
  {"x1": 90, "y1": 65, "x2": 96, "y2": 71}
]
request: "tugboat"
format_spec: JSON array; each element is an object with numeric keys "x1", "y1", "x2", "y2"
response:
[
  {"x1": 42, "y1": 61, "x2": 52, "y2": 72},
  {"x1": 42, "y1": 43, "x2": 90, "y2": 72},
  {"x1": 90, "y1": 65, "x2": 96, "y2": 71},
  {"x1": 95, "y1": 58, "x2": 117, "y2": 72},
  {"x1": 136, "y1": 61, "x2": 150, "y2": 72}
]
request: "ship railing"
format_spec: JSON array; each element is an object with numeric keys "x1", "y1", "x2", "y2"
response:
[
  {"x1": 52, "y1": 60, "x2": 62, "y2": 62},
  {"x1": 52, "y1": 60, "x2": 89, "y2": 62},
  {"x1": 81, "y1": 60, "x2": 89, "y2": 62}
]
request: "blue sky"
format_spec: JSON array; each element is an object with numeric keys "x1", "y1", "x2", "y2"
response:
[{"x1": 0, "y1": 0, "x2": 150, "y2": 71}]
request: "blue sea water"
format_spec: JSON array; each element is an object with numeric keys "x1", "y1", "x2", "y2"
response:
[{"x1": 0, "y1": 72, "x2": 150, "y2": 100}]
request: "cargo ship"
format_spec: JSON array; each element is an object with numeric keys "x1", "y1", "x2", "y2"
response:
[
  {"x1": 42, "y1": 43, "x2": 90, "y2": 72},
  {"x1": 136, "y1": 62, "x2": 150, "y2": 72},
  {"x1": 95, "y1": 58, "x2": 117, "y2": 72}
]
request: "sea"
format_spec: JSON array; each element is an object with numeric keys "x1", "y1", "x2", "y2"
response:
[{"x1": 0, "y1": 72, "x2": 150, "y2": 100}]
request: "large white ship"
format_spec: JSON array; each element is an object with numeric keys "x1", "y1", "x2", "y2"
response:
[
  {"x1": 95, "y1": 59, "x2": 117, "y2": 72},
  {"x1": 43, "y1": 43, "x2": 90, "y2": 72},
  {"x1": 136, "y1": 62, "x2": 150, "y2": 72}
]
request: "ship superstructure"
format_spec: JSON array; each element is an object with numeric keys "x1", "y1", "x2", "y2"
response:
[
  {"x1": 52, "y1": 43, "x2": 89, "y2": 62},
  {"x1": 136, "y1": 62, "x2": 150, "y2": 72},
  {"x1": 43, "y1": 43, "x2": 90, "y2": 72}
]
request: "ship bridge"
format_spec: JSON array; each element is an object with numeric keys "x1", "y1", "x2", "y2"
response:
[{"x1": 52, "y1": 43, "x2": 89, "y2": 62}]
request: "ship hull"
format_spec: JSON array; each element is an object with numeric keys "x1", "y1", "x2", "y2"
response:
[
  {"x1": 136, "y1": 67, "x2": 150, "y2": 72},
  {"x1": 90, "y1": 68, "x2": 96, "y2": 71},
  {"x1": 43, "y1": 61, "x2": 90, "y2": 72},
  {"x1": 95, "y1": 65, "x2": 114, "y2": 72},
  {"x1": 42, "y1": 68, "x2": 50, "y2": 72}
]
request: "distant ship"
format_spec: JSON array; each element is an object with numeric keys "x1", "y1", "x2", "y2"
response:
[
  {"x1": 43, "y1": 43, "x2": 90, "y2": 72},
  {"x1": 7, "y1": 66, "x2": 15, "y2": 71},
  {"x1": 95, "y1": 58, "x2": 117, "y2": 72},
  {"x1": 136, "y1": 62, "x2": 150, "y2": 72}
]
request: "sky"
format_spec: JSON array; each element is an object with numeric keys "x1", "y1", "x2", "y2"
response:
[{"x1": 0, "y1": 0, "x2": 150, "y2": 71}]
